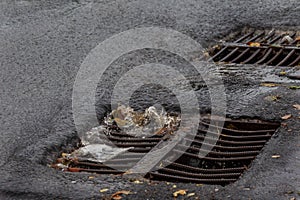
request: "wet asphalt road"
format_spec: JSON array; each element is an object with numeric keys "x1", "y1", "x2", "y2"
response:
[{"x1": 0, "y1": 0, "x2": 300, "y2": 199}]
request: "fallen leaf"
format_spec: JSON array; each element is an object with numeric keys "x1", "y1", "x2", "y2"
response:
[
  {"x1": 264, "y1": 95, "x2": 280, "y2": 101},
  {"x1": 61, "y1": 153, "x2": 71, "y2": 159},
  {"x1": 272, "y1": 154, "x2": 281, "y2": 159},
  {"x1": 281, "y1": 123, "x2": 288, "y2": 127},
  {"x1": 196, "y1": 184, "x2": 203, "y2": 187},
  {"x1": 67, "y1": 167, "x2": 81, "y2": 172},
  {"x1": 226, "y1": 124, "x2": 238, "y2": 130},
  {"x1": 279, "y1": 71, "x2": 287, "y2": 76},
  {"x1": 296, "y1": 36, "x2": 300, "y2": 41},
  {"x1": 111, "y1": 190, "x2": 132, "y2": 200},
  {"x1": 203, "y1": 52, "x2": 210, "y2": 58},
  {"x1": 281, "y1": 114, "x2": 292, "y2": 120},
  {"x1": 289, "y1": 86, "x2": 300, "y2": 90},
  {"x1": 187, "y1": 193, "x2": 195, "y2": 197},
  {"x1": 248, "y1": 42, "x2": 261, "y2": 47},
  {"x1": 173, "y1": 190, "x2": 187, "y2": 197},
  {"x1": 99, "y1": 188, "x2": 109, "y2": 193},
  {"x1": 261, "y1": 83, "x2": 278, "y2": 87},
  {"x1": 112, "y1": 195, "x2": 122, "y2": 200},
  {"x1": 88, "y1": 176, "x2": 94, "y2": 180},
  {"x1": 293, "y1": 104, "x2": 300, "y2": 110},
  {"x1": 123, "y1": 170, "x2": 132, "y2": 175}
]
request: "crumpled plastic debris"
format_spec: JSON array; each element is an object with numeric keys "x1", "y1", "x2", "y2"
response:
[
  {"x1": 80, "y1": 125, "x2": 110, "y2": 146},
  {"x1": 71, "y1": 144, "x2": 132, "y2": 163},
  {"x1": 104, "y1": 104, "x2": 180, "y2": 137}
]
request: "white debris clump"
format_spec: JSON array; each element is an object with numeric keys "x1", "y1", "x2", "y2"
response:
[{"x1": 104, "y1": 104, "x2": 180, "y2": 137}]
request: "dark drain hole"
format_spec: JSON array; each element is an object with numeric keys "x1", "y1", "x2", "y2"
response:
[
  {"x1": 208, "y1": 29, "x2": 300, "y2": 66},
  {"x1": 52, "y1": 116, "x2": 280, "y2": 186}
]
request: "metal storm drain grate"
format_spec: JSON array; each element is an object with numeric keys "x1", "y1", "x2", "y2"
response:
[
  {"x1": 53, "y1": 115, "x2": 280, "y2": 185},
  {"x1": 209, "y1": 29, "x2": 300, "y2": 66}
]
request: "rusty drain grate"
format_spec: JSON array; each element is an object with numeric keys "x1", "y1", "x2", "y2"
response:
[
  {"x1": 209, "y1": 29, "x2": 300, "y2": 66},
  {"x1": 54, "y1": 117, "x2": 279, "y2": 185}
]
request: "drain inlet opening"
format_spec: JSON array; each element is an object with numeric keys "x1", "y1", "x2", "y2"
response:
[
  {"x1": 208, "y1": 28, "x2": 300, "y2": 67},
  {"x1": 52, "y1": 110, "x2": 280, "y2": 186}
]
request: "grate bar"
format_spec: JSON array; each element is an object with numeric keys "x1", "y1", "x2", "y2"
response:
[
  {"x1": 173, "y1": 149, "x2": 256, "y2": 161},
  {"x1": 288, "y1": 53, "x2": 300, "y2": 66},
  {"x1": 177, "y1": 144, "x2": 260, "y2": 157},
  {"x1": 255, "y1": 48, "x2": 273, "y2": 64},
  {"x1": 276, "y1": 49, "x2": 296, "y2": 66},
  {"x1": 157, "y1": 168, "x2": 241, "y2": 179},
  {"x1": 265, "y1": 48, "x2": 284, "y2": 65},
  {"x1": 242, "y1": 49, "x2": 262, "y2": 64},
  {"x1": 149, "y1": 172, "x2": 236, "y2": 184},
  {"x1": 231, "y1": 48, "x2": 250, "y2": 63},
  {"x1": 197, "y1": 129, "x2": 272, "y2": 140},
  {"x1": 164, "y1": 161, "x2": 246, "y2": 173}
]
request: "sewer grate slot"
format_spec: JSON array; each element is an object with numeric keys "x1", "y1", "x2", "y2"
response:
[
  {"x1": 53, "y1": 117, "x2": 279, "y2": 185},
  {"x1": 209, "y1": 29, "x2": 300, "y2": 66}
]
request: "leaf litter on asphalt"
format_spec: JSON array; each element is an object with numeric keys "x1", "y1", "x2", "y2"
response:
[
  {"x1": 111, "y1": 190, "x2": 132, "y2": 200},
  {"x1": 281, "y1": 114, "x2": 292, "y2": 120},
  {"x1": 293, "y1": 104, "x2": 300, "y2": 110},
  {"x1": 173, "y1": 189, "x2": 187, "y2": 197}
]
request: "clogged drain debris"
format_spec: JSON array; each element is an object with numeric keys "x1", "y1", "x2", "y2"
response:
[
  {"x1": 52, "y1": 106, "x2": 280, "y2": 185},
  {"x1": 53, "y1": 105, "x2": 180, "y2": 167},
  {"x1": 104, "y1": 105, "x2": 181, "y2": 137}
]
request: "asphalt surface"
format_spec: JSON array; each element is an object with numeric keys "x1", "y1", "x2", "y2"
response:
[{"x1": 0, "y1": 0, "x2": 300, "y2": 199}]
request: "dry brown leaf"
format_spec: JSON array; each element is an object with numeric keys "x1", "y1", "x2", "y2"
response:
[
  {"x1": 261, "y1": 83, "x2": 278, "y2": 87},
  {"x1": 112, "y1": 195, "x2": 122, "y2": 200},
  {"x1": 296, "y1": 36, "x2": 300, "y2": 41},
  {"x1": 248, "y1": 42, "x2": 261, "y2": 47},
  {"x1": 293, "y1": 104, "x2": 300, "y2": 110},
  {"x1": 173, "y1": 189, "x2": 187, "y2": 197},
  {"x1": 272, "y1": 154, "x2": 281, "y2": 159},
  {"x1": 123, "y1": 170, "x2": 132, "y2": 175},
  {"x1": 281, "y1": 123, "x2": 288, "y2": 127},
  {"x1": 281, "y1": 114, "x2": 292, "y2": 120},
  {"x1": 111, "y1": 190, "x2": 132, "y2": 200},
  {"x1": 61, "y1": 153, "x2": 71, "y2": 159},
  {"x1": 67, "y1": 167, "x2": 81, "y2": 172}
]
